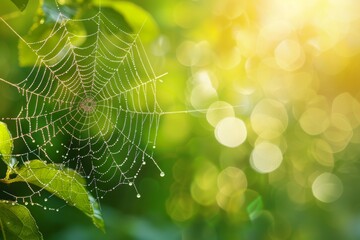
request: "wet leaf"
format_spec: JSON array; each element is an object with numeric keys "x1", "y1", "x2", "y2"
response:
[
  {"x1": 0, "y1": 122, "x2": 13, "y2": 166},
  {"x1": 12, "y1": 160, "x2": 105, "y2": 231},
  {"x1": 0, "y1": 200, "x2": 43, "y2": 240}
]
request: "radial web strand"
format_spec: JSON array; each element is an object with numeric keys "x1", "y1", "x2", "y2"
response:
[{"x1": 0, "y1": 6, "x2": 166, "y2": 205}]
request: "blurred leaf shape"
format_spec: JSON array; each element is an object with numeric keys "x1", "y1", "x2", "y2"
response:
[
  {"x1": 42, "y1": 0, "x2": 77, "y2": 23},
  {"x1": 246, "y1": 196, "x2": 263, "y2": 221},
  {"x1": 11, "y1": 160, "x2": 105, "y2": 231},
  {"x1": 10, "y1": 0, "x2": 29, "y2": 11},
  {"x1": 0, "y1": 201, "x2": 43, "y2": 240},
  {"x1": 94, "y1": 0, "x2": 159, "y2": 42},
  {"x1": 18, "y1": 18, "x2": 86, "y2": 67}
]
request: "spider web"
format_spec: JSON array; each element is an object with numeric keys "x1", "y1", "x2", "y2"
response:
[{"x1": 0, "y1": 2, "x2": 166, "y2": 204}]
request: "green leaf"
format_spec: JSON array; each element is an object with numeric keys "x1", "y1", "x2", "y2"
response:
[
  {"x1": 10, "y1": 0, "x2": 29, "y2": 11},
  {"x1": 246, "y1": 196, "x2": 263, "y2": 221},
  {"x1": 94, "y1": 0, "x2": 159, "y2": 42},
  {"x1": 12, "y1": 160, "x2": 105, "y2": 231},
  {"x1": 0, "y1": 122, "x2": 13, "y2": 166},
  {"x1": 0, "y1": 200, "x2": 43, "y2": 240}
]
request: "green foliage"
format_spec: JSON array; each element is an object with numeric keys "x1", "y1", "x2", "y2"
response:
[
  {"x1": 95, "y1": 0, "x2": 159, "y2": 42},
  {"x1": 0, "y1": 201, "x2": 43, "y2": 240},
  {"x1": 18, "y1": 25, "x2": 47, "y2": 67},
  {"x1": 10, "y1": 0, "x2": 29, "y2": 11},
  {"x1": 0, "y1": 122, "x2": 13, "y2": 165},
  {"x1": 247, "y1": 196, "x2": 264, "y2": 221},
  {"x1": 18, "y1": 0, "x2": 159, "y2": 67},
  {"x1": 0, "y1": 121, "x2": 105, "y2": 236},
  {"x1": 2, "y1": 0, "x2": 164, "y2": 238},
  {"x1": 2, "y1": 0, "x2": 160, "y2": 237},
  {"x1": 18, "y1": 21, "x2": 86, "y2": 66},
  {"x1": 11, "y1": 160, "x2": 105, "y2": 231}
]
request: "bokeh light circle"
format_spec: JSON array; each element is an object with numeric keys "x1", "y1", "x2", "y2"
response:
[
  {"x1": 275, "y1": 39, "x2": 305, "y2": 71},
  {"x1": 215, "y1": 117, "x2": 247, "y2": 148},
  {"x1": 299, "y1": 108, "x2": 330, "y2": 135},
  {"x1": 216, "y1": 167, "x2": 247, "y2": 212},
  {"x1": 206, "y1": 101, "x2": 235, "y2": 127},
  {"x1": 251, "y1": 99, "x2": 288, "y2": 139},
  {"x1": 250, "y1": 142, "x2": 283, "y2": 173},
  {"x1": 312, "y1": 172, "x2": 343, "y2": 203}
]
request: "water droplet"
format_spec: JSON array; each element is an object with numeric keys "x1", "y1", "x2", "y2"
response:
[
  {"x1": 137, "y1": 194, "x2": 141, "y2": 198},
  {"x1": 56, "y1": 150, "x2": 59, "y2": 153},
  {"x1": 160, "y1": 172, "x2": 165, "y2": 177},
  {"x1": 56, "y1": 209, "x2": 59, "y2": 212},
  {"x1": 32, "y1": 139, "x2": 35, "y2": 143},
  {"x1": 11, "y1": 202, "x2": 15, "y2": 206},
  {"x1": 25, "y1": 202, "x2": 28, "y2": 205},
  {"x1": 44, "y1": 207, "x2": 47, "y2": 210},
  {"x1": 153, "y1": 145, "x2": 156, "y2": 149},
  {"x1": 44, "y1": 198, "x2": 48, "y2": 202},
  {"x1": 142, "y1": 161, "x2": 146, "y2": 165},
  {"x1": 129, "y1": 182, "x2": 133, "y2": 186}
]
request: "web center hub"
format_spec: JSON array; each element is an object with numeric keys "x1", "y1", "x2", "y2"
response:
[{"x1": 79, "y1": 97, "x2": 96, "y2": 113}]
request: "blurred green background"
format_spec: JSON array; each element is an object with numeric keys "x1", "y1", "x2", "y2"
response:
[{"x1": 2, "y1": 0, "x2": 360, "y2": 239}]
